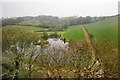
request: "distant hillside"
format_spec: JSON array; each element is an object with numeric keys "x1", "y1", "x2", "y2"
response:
[{"x1": 1, "y1": 15, "x2": 110, "y2": 30}]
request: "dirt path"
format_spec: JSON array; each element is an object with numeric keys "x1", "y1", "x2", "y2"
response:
[
  {"x1": 81, "y1": 25, "x2": 104, "y2": 77},
  {"x1": 82, "y1": 25, "x2": 96, "y2": 67},
  {"x1": 81, "y1": 25, "x2": 96, "y2": 54},
  {"x1": 82, "y1": 25, "x2": 93, "y2": 43}
]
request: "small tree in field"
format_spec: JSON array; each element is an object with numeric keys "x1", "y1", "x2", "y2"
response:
[{"x1": 41, "y1": 31, "x2": 48, "y2": 40}]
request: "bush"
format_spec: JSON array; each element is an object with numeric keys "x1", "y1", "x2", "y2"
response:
[
  {"x1": 49, "y1": 32, "x2": 60, "y2": 38},
  {"x1": 41, "y1": 31, "x2": 48, "y2": 40},
  {"x1": 2, "y1": 27, "x2": 40, "y2": 52}
]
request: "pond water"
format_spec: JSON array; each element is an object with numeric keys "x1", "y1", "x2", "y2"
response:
[{"x1": 47, "y1": 38, "x2": 69, "y2": 49}]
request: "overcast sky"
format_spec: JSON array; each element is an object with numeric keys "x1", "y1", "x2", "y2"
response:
[{"x1": 1, "y1": 0, "x2": 120, "y2": 18}]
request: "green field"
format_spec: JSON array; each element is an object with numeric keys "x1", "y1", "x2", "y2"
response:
[
  {"x1": 2, "y1": 25, "x2": 47, "y2": 37},
  {"x1": 62, "y1": 25, "x2": 85, "y2": 41},
  {"x1": 86, "y1": 16, "x2": 118, "y2": 46},
  {"x1": 62, "y1": 16, "x2": 118, "y2": 47},
  {"x1": 2, "y1": 25, "x2": 65, "y2": 39}
]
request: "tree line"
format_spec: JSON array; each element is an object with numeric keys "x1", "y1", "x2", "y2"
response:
[{"x1": 1, "y1": 15, "x2": 109, "y2": 30}]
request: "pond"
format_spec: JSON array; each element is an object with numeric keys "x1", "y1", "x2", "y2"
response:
[{"x1": 47, "y1": 38, "x2": 69, "y2": 49}]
